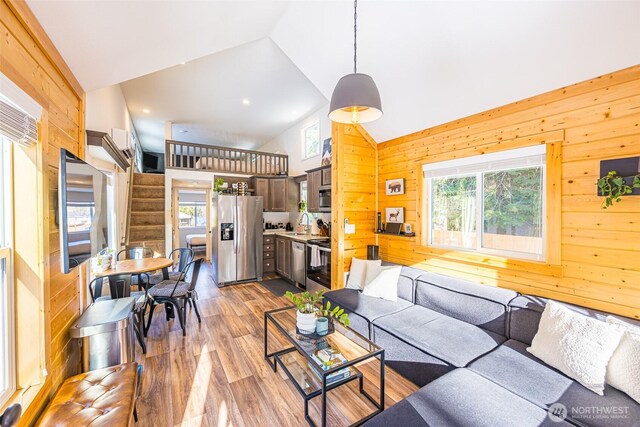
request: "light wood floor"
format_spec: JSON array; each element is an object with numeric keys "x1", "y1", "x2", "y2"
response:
[{"x1": 135, "y1": 262, "x2": 418, "y2": 426}]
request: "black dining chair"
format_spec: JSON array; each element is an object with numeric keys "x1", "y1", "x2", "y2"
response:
[
  {"x1": 89, "y1": 273, "x2": 148, "y2": 354},
  {"x1": 117, "y1": 246, "x2": 154, "y2": 290},
  {"x1": 147, "y1": 248, "x2": 194, "y2": 286},
  {"x1": 0, "y1": 404, "x2": 21, "y2": 427},
  {"x1": 145, "y1": 258, "x2": 203, "y2": 336},
  {"x1": 117, "y1": 246, "x2": 154, "y2": 260}
]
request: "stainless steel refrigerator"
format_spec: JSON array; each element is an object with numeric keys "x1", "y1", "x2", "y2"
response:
[{"x1": 211, "y1": 195, "x2": 263, "y2": 286}]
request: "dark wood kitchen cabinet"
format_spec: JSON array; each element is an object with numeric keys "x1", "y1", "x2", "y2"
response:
[
  {"x1": 321, "y1": 167, "x2": 332, "y2": 186},
  {"x1": 306, "y1": 170, "x2": 321, "y2": 213},
  {"x1": 275, "y1": 236, "x2": 291, "y2": 279},
  {"x1": 252, "y1": 178, "x2": 270, "y2": 211},
  {"x1": 269, "y1": 178, "x2": 287, "y2": 212}
]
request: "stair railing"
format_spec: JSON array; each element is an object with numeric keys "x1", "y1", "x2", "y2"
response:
[{"x1": 123, "y1": 157, "x2": 136, "y2": 246}]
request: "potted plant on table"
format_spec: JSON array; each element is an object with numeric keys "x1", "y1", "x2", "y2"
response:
[{"x1": 285, "y1": 290, "x2": 350, "y2": 335}]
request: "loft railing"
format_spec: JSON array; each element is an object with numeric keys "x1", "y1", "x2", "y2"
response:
[{"x1": 165, "y1": 140, "x2": 288, "y2": 176}]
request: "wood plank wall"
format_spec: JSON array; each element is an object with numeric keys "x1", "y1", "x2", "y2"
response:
[
  {"x1": 331, "y1": 123, "x2": 377, "y2": 288},
  {"x1": 376, "y1": 65, "x2": 640, "y2": 319},
  {"x1": 0, "y1": 1, "x2": 84, "y2": 423}
]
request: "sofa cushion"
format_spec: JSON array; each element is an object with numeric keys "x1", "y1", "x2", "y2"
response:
[
  {"x1": 324, "y1": 289, "x2": 412, "y2": 323},
  {"x1": 373, "y1": 325, "x2": 454, "y2": 386},
  {"x1": 508, "y1": 295, "x2": 640, "y2": 346},
  {"x1": 373, "y1": 305, "x2": 505, "y2": 368},
  {"x1": 380, "y1": 262, "x2": 424, "y2": 303},
  {"x1": 364, "y1": 369, "x2": 573, "y2": 427},
  {"x1": 415, "y1": 272, "x2": 517, "y2": 336},
  {"x1": 469, "y1": 339, "x2": 640, "y2": 427}
]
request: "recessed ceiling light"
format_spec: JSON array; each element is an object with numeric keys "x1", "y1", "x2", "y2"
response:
[
  {"x1": 142, "y1": 108, "x2": 150, "y2": 114},
  {"x1": 242, "y1": 99, "x2": 250, "y2": 106},
  {"x1": 179, "y1": 130, "x2": 188, "y2": 133}
]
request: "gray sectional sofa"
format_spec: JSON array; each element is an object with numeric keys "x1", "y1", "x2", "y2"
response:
[{"x1": 324, "y1": 265, "x2": 640, "y2": 427}]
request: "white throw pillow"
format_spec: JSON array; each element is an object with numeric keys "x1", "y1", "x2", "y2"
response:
[
  {"x1": 361, "y1": 265, "x2": 402, "y2": 302},
  {"x1": 346, "y1": 258, "x2": 381, "y2": 290},
  {"x1": 606, "y1": 316, "x2": 640, "y2": 403},
  {"x1": 527, "y1": 301, "x2": 623, "y2": 395}
]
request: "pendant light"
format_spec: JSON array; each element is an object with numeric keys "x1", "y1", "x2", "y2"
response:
[{"x1": 329, "y1": 0, "x2": 382, "y2": 124}]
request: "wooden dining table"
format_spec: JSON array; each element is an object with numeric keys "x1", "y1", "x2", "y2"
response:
[
  {"x1": 93, "y1": 257, "x2": 174, "y2": 279},
  {"x1": 93, "y1": 257, "x2": 177, "y2": 319}
]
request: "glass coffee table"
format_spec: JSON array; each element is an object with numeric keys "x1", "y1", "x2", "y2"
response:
[{"x1": 264, "y1": 306, "x2": 385, "y2": 427}]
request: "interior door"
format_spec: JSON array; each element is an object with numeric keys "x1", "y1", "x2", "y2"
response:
[
  {"x1": 236, "y1": 196, "x2": 260, "y2": 281},
  {"x1": 217, "y1": 195, "x2": 237, "y2": 283}
]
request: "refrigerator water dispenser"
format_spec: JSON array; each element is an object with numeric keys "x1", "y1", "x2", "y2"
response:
[{"x1": 221, "y1": 223, "x2": 234, "y2": 241}]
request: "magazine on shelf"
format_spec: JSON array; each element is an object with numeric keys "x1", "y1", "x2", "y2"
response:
[{"x1": 309, "y1": 348, "x2": 352, "y2": 384}]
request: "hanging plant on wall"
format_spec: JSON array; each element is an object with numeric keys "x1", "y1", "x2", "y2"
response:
[{"x1": 597, "y1": 170, "x2": 640, "y2": 209}]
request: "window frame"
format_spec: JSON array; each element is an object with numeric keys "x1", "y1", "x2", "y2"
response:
[
  {"x1": 178, "y1": 202, "x2": 207, "y2": 228},
  {"x1": 0, "y1": 137, "x2": 15, "y2": 407},
  {"x1": 425, "y1": 164, "x2": 547, "y2": 262},
  {"x1": 416, "y1": 139, "x2": 562, "y2": 271},
  {"x1": 301, "y1": 121, "x2": 321, "y2": 160}
]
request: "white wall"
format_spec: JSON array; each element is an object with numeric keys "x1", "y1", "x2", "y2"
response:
[
  {"x1": 257, "y1": 103, "x2": 330, "y2": 176},
  {"x1": 85, "y1": 84, "x2": 140, "y2": 249}
]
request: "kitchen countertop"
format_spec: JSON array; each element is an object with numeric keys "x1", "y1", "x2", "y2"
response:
[{"x1": 263, "y1": 230, "x2": 329, "y2": 243}]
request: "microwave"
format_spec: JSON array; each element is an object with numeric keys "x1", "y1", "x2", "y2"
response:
[{"x1": 319, "y1": 186, "x2": 331, "y2": 212}]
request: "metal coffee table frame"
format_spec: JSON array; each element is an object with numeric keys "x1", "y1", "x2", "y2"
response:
[{"x1": 264, "y1": 306, "x2": 385, "y2": 427}]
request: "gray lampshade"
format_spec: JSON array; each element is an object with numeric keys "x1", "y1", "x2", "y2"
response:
[{"x1": 329, "y1": 73, "x2": 382, "y2": 124}]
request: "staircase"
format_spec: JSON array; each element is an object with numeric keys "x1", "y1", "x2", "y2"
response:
[{"x1": 127, "y1": 173, "x2": 165, "y2": 256}]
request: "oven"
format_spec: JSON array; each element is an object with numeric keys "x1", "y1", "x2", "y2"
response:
[
  {"x1": 318, "y1": 186, "x2": 331, "y2": 212},
  {"x1": 306, "y1": 239, "x2": 331, "y2": 292}
]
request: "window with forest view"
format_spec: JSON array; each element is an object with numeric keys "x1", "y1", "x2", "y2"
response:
[{"x1": 424, "y1": 146, "x2": 546, "y2": 261}]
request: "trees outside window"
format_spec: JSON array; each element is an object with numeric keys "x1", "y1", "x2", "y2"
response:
[{"x1": 425, "y1": 146, "x2": 546, "y2": 261}]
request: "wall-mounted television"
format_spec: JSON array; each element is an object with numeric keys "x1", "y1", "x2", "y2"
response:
[{"x1": 58, "y1": 148, "x2": 109, "y2": 273}]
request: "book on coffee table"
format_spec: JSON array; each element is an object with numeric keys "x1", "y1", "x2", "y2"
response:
[{"x1": 309, "y1": 348, "x2": 353, "y2": 385}]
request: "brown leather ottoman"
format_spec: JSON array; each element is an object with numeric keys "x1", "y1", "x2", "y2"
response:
[{"x1": 37, "y1": 363, "x2": 141, "y2": 426}]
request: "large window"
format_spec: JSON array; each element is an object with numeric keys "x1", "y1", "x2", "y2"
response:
[
  {"x1": 302, "y1": 121, "x2": 320, "y2": 159},
  {"x1": 0, "y1": 137, "x2": 14, "y2": 405},
  {"x1": 424, "y1": 145, "x2": 546, "y2": 261}
]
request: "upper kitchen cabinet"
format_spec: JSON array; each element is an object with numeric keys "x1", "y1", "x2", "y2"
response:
[
  {"x1": 252, "y1": 177, "x2": 270, "y2": 211},
  {"x1": 321, "y1": 167, "x2": 331, "y2": 186},
  {"x1": 307, "y1": 170, "x2": 321, "y2": 212},
  {"x1": 252, "y1": 177, "x2": 298, "y2": 212},
  {"x1": 305, "y1": 165, "x2": 331, "y2": 213},
  {"x1": 269, "y1": 178, "x2": 287, "y2": 211}
]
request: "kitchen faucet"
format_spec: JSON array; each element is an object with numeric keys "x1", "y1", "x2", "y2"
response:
[{"x1": 299, "y1": 212, "x2": 311, "y2": 233}]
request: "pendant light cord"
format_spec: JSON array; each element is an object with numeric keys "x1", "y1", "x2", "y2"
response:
[{"x1": 353, "y1": 0, "x2": 358, "y2": 74}]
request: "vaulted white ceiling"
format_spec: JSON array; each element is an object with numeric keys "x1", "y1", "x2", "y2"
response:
[
  {"x1": 28, "y1": 0, "x2": 640, "y2": 147},
  {"x1": 27, "y1": 0, "x2": 289, "y2": 91},
  {"x1": 120, "y1": 38, "x2": 326, "y2": 152}
]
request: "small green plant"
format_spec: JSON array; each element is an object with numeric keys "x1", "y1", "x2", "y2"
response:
[
  {"x1": 214, "y1": 177, "x2": 225, "y2": 193},
  {"x1": 320, "y1": 300, "x2": 351, "y2": 327},
  {"x1": 597, "y1": 170, "x2": 640, "y2": 209},
  {"x1": 285, "y1": 290, "x2": 326, "y2": 314},
  {"x1": 284, "y1": 290, "x2": 351, "y2": 327}
]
